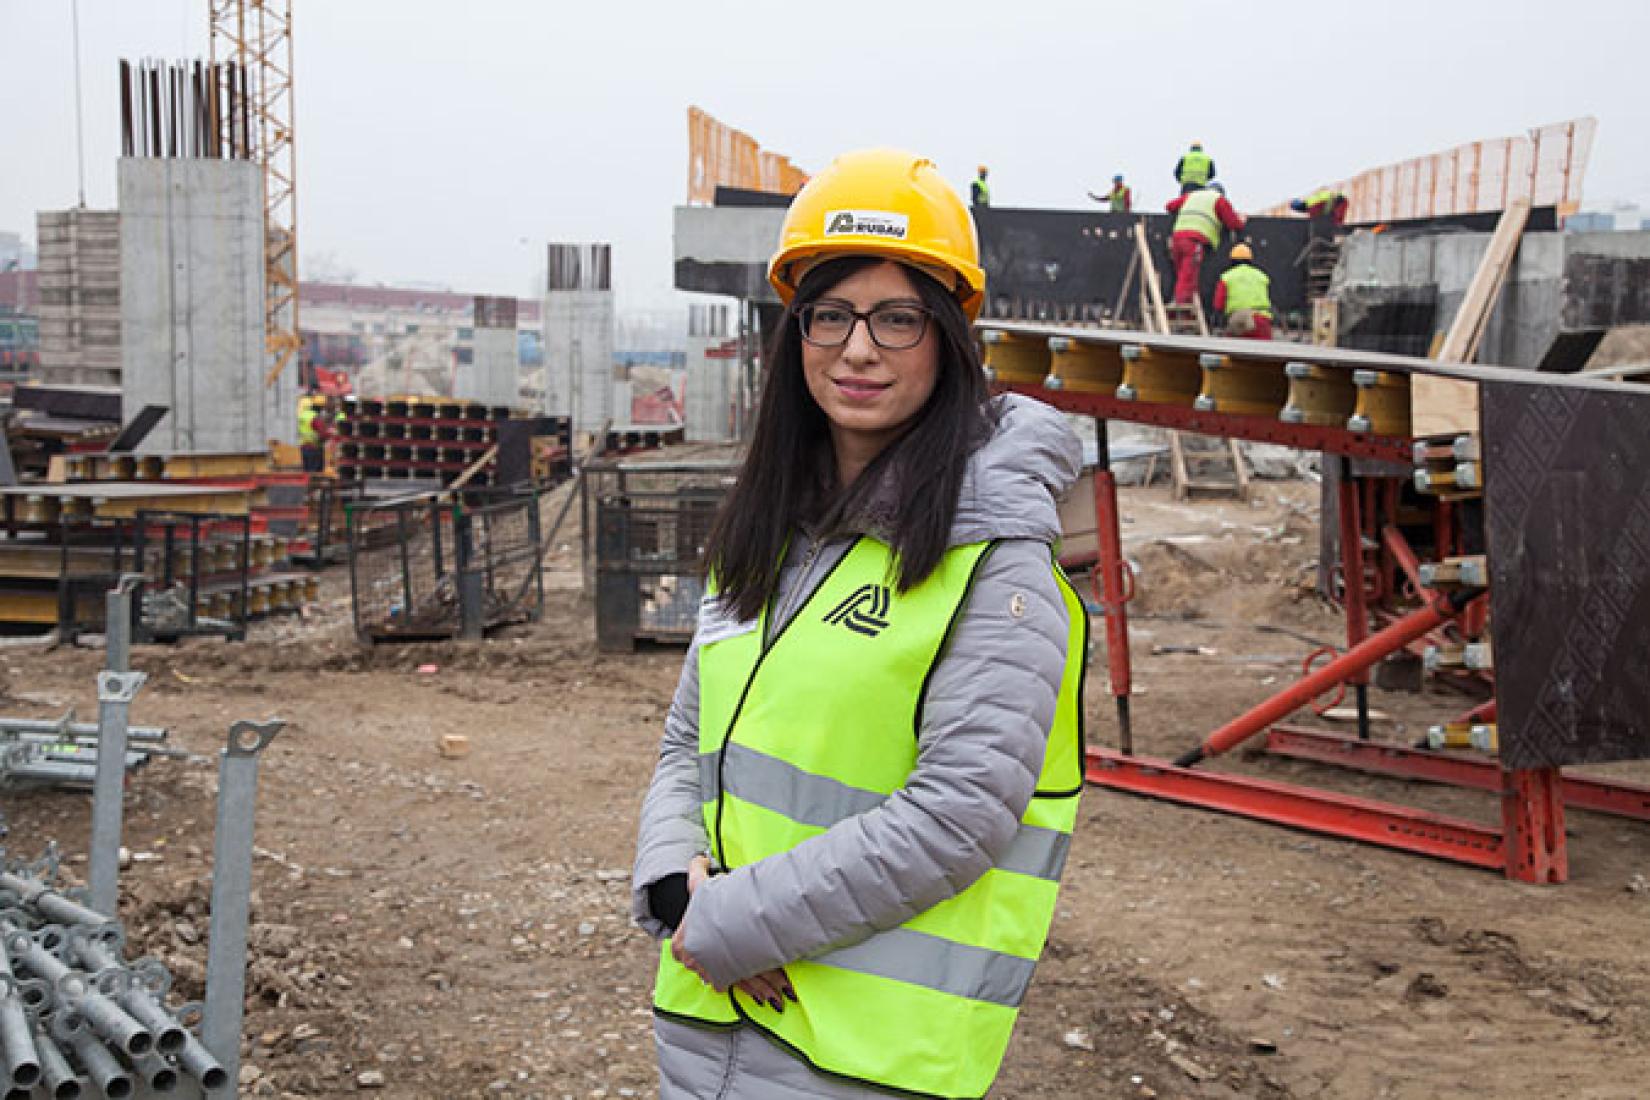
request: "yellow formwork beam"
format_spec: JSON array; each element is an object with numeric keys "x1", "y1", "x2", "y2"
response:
[
  {"x1": 1117, "y1": 345, "x2": 1201, "y2": 407},
  {"x1": 1348, "y1": 370, "x2": 1412, "y2": 436},
  {"x1": 161, "y1": 452, "x2": 273, "y2": 479},
  {"x1": 1281, "y1": 362, "x2": 1359, "y2": 427},
  {"x1": 981, "y1": 330, "x2": 1051, "y2": 386},
  {"x1": 1193, "y1": 353, "x2": 1290, "y2": 417},
  {"x1": 1046, "y1": 337, "x2": 1124, "y2": 394}
]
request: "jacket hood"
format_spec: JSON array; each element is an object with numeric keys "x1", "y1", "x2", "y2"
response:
[{"x1": 948, "y1": 393, "x2": 1081, "y2": 546}]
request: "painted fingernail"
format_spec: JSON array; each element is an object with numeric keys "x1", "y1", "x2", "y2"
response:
[
  {"x1": 784, "y1": 986, "x2": 798, "y2": 1002},
  {"x1": 768, "y1": 997, "x2": 783, "y2": 1012}
]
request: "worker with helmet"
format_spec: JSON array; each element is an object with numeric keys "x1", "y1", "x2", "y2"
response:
[
  {"x1": 1215, "y1": 243, "x2": 1275, "y2": 339},
  {"x1": 971, "y1": 163, "x2": 991, "y2": 207},
  {"x1": 1164, "y1": 184, "x2": 1247, "y2": 304},
  {"x1": 634, "y1": 148, "x2": 1085, "y2": 1100},
  {"x1": 1089, "y1": 173, "x2": 1133, "y2": 212},
  {"x1": 1175, "y1": 141, "x2": 1217, "y2": 193},
  {"x1": 1292, "y1": 186, "x2": 1350, "y2": 229}
]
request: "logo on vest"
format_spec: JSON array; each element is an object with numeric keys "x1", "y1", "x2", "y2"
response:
[{"x1": 822, "y1": 584, "x2": 891, "y2": 638}]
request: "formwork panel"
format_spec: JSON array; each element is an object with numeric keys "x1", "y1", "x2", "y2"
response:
[{"x1": 1484, "y1": 380, "x2": 1650, "y2": 768}]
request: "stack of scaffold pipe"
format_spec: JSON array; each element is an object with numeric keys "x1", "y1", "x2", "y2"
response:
[
  {"x1": 0, "y1": 718, "x2": 177, "y2": 792},
  {"x1": 0, "y1": 863, "x2": 228, "y2": 1097}
]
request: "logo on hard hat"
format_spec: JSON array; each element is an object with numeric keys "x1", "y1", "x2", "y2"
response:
[{"x1": 824, "y1": 210, "x2": 909, "y2": 240}]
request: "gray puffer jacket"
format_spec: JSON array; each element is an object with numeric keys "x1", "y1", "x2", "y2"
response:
[{"x1": 631, "y1": 393, "x2": 1082, "y2": 1098}]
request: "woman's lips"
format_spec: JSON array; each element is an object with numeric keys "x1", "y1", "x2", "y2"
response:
[{"x1": 833, "y1": 378, "x2": 890, "y2": 400}]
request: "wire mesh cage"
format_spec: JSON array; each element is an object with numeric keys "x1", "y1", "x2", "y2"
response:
[
  {"x1": 347, "y1": 490, "x2": 543, "y2": 643},
  {"x1": 583, "y1": 459, "x2": 739, "y2": 651}
]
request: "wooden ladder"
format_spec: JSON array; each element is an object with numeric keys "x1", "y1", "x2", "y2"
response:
[{"x1": 1130, "y1": 224, "x2": 1248, "y2": 501}]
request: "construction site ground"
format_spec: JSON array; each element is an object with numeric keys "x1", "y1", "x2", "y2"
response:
[{"x1": 3, "y1": 476, "x2": 1648, "y2": 1100}]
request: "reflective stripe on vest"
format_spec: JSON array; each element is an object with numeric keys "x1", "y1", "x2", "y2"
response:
[
  {"x1": 1220, "y1": 264, "x2": 1273, "y2": 317},
  {"x1": 1174, "y1": 188, "x2": 1223, "y2": 247},
  {"x1": 654, "y1": 537, "x2": 1087, "y2": 1098},
  {"x1": 1179, "y1": 150, "x2": 1213, "y2": 186}
]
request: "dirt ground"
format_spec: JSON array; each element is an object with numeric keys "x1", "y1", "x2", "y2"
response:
[{"x1": 3, "y1": 477, "x2": 1648, "y2": 1099}]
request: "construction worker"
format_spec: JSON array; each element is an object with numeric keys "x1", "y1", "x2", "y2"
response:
[
  {"x1": 1292, "y1": 187, "x2": 1350, "y2": 228},
  {"x1": 1174, "y1": 142, "x2": 1216, "y2": 193},
  {"x1": 1088, "y1": 174, "x2": 1132, "y2": 212},
  {"x1": 1215, "y1": 243, "x2": 1274, "y2": 339},
  {"x1": 970, "y1": 164, "x2": 990, "y2": 208},
  {"x1": 297, "y1": 392, "x2": 324, "y2": 473},
  {"x1": 635, "y1": 148, "x2": 1085, "y2": 1100},
  {"x1": 1164, "y1": 183, "x2": 1246, "y2": 305}
]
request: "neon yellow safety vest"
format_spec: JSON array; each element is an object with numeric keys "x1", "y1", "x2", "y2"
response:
[
  {"x1": 1174, "y1": 188, "x2": 1225, "y2": 248},
  {"x1": 298, "y1": 403, "x2": 319, "y2": 444},
  {"x1": 1179, "y1": 150, "x2": 1213, "y2": 186},
  {"x1": 654, "y1": 537, "x2": 1087, "y2": 1099},
  {"x1": 1108, "y1": 185, "x2": 1130, "y2": 212},
  {"x1": 1306, "y1": 187, "x2": 1341, "y2": 208},
  {"x1": 1220, "y1": 264, "x2": 1272, "y2": 317},
  {"x1": 972, "y1": 178, "x2": 991, "y2": 207}
]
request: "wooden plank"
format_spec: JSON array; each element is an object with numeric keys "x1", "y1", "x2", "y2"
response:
[
  {"x1": 1134, "y1": 222, "x2": 1169, "y2": 335},
  {"x1": 1415, "y1": 198, "x2": 1531, "y2": 437}
]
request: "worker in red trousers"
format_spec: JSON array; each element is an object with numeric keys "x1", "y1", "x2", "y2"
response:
[
  {"x1": 1214, "y1": 243, "x2": 1273, "y2": 339},
  {"x1": 1164, "y1": 184, "x2": 1246, "y2": 305}
]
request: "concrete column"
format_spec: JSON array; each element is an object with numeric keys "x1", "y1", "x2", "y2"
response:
[{"x1": 119, "y1": 157, "x2": 292, "y2": 452}]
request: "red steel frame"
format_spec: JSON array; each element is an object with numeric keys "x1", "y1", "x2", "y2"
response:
[{"x1": 1026, "y1": 382, "x2": 1591, "y2": 883}]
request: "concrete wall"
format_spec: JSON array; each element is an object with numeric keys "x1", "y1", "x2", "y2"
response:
[
  {"x1": 541, "y1": 289, "x2": 614, "y2": 433},
  {"x1": 1334, "y1": 228, "x2": 1650, "y2": 370},
  {"x1": 120, "y1": 158, "x2": 296, "y2": 451},
  {"x1": 684, "y1": 334, "x2": 740, "y2": 442},
  {"x1": 456, "y1": 326, "x2": 518, "y2": 406}
]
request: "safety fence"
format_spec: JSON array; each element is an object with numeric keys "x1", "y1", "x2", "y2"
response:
[{"x1": 1259, "y1": 117, "x2": 1595, "y2": 224}]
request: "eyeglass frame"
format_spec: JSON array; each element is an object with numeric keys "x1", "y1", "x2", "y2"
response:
[{"x1": 795, "y1": 301, "x2": 934, "y2": 351}]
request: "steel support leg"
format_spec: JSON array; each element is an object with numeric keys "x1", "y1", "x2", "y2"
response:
[
  {"x1": 1092, "y1": 418, "x2": 1134, "y2": 753},
  {"x1": 1502, "y1": 767, "x2": 1567, "y2": 884},
  {"x1": 1336, "y1": 458, "x2": 1372, "y2": 739},
  {"x1": 88, "y1": 577, "x2": 146, "y2": 917},
  {"x1": 202, "y1": 719, "x2": 284, "y2": 1094}
]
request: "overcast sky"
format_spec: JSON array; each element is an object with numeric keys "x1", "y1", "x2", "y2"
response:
[{"x1": 5, "y1": 0, "x2": 1648, "y2": 317}]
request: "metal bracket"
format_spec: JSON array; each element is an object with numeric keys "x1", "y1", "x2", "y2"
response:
[
  {"x1": 226, "y1": 720, "x2": 282, "y2": 757},
  {"x1": 95, "y1": 671, "x2": 147, "y2": 706}
]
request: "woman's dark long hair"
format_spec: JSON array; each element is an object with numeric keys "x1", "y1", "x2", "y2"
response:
[{"x1": 705, "y1": 255, "x2": 992, "y2": 622}]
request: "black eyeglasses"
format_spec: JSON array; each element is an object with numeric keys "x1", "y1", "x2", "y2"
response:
[{"x1": 797, "y1": 302, "x2": 932, "y2": 350}]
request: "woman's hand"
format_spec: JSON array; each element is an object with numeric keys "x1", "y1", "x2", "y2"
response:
[{"x1": 672, "y1": 856, "x2": 798, "y2": 1010}]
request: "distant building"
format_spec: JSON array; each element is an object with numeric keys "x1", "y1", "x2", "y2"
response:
[{"x1": 0, "y1": 231, "x2": 35, "y2": 272}]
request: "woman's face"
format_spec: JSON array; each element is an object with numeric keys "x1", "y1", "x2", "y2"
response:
[{"x1": 800, "y1": 261, "x2": 940, "y2": 473}]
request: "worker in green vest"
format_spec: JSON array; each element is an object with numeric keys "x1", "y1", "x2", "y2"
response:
[
  {"x1": 297, "y1": 393, "x2": 324, "y2": 472},
  {"x1": 1089, "y1": 173, "x2": 1133, "y2": 212},
  {"x1": 970, "y1": 163, "x2": 991, "y2": 208},
  {"x1": 634, "y1": 148, "x2": 1086, "y2": 1099},
  {"x1": 1215, "y1": 243, "x2": 1274, "y2": 339},
  {"x1": 1164, "y1": 183, "x2": 1247, "y2": 304},
  {"x1": 1174, "y1": 141, "x2": 1216, "y2": 193}
]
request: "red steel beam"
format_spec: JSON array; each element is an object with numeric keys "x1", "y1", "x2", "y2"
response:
[
  {"x1": 1001, "y1": 383, "x2": 1415, "y2": 464},
  {"x1": 1086, "y1": 748, "x2": 1505, "y2": 870},
  {"x1": 1091, "y1": 461, "x2": 1134, "y2": 752},
  {"x1": 1264, "y1": 725, "x2": 1650, "y2": 823}
]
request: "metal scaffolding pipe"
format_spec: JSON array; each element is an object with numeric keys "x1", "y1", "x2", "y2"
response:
[{"x1": 1175, "y1": 590, "x2": 1478, "y2": 767}]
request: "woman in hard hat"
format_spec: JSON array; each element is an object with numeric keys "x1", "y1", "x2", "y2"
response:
[{"x1": 632, "y1": 148, "x2": 1086, "y2": 1098}]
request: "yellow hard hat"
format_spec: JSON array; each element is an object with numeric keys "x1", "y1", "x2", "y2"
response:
[
  {"x1": 1230, "y1": 243, "x2": 1253, "y2": 262},
  {"x1": 768, "y1": 148, "x2": 986, "y2": 321}
]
